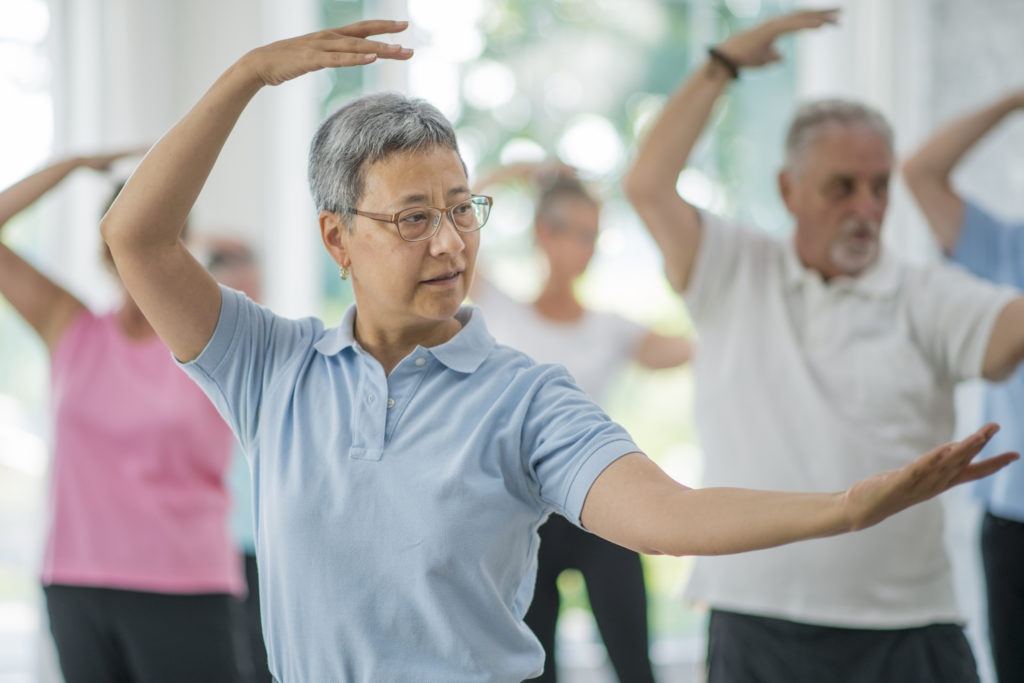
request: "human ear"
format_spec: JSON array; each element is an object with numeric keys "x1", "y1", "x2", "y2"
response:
[
  {"x1": 319, "y1": 211, "x2": 350, "y2": 268},
  {"x1": 778, "y1": 169, "x2": 796, "y2": 214}
]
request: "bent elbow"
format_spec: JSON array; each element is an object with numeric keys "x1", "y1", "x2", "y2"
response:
[{"x1": 623, "y1": 172, "x2": 660, "y2": 210}]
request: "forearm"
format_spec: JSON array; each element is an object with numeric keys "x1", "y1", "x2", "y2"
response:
[
  {"x1": 634, "y1": 331, "x2": 692, "y2": 370},
  {"x1": 0, "y1": 158, "x2": 81, "y2": 229},
  {"x1": 624, "y1": 59, "x2": 732, "y2": 202},
  {"x1": 581, "y1": 453, "x2": 850, "y2": 557},
  {"x1": 904, "y1": 93, "x2": 1023, "y2": 188},
  {"x1": 585, "y1": 428, "x2": 1011, "y2": 559},
  {"x1": 101, "y1": 58, "x2": 263, "y2": 254},
  {"x1": 645, "y1": 486, "x2": 848, "y2": 556}
]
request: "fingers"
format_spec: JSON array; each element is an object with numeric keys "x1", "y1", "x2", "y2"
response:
[
  {"x1": 924, "y1": 422, "x2": 1001, "y2": 489},
  {"x1": 953, "y1": 452, "x2": 1020, "y2": 485},
  {"x1": 328, "y1": 19, "x2": 410, "y2": 40},
  {"x1": 784, "y1": 9, "x2": 841, "y2": 29},
  {"x1": 950, "y1": 422, "x2": 999, "y2": 466},
  {"x1": 761, "y1": 9, "x2": 839, "y2": 40},
  {"x1": 317, "y1": 34, "x2": 413, "y2": 60}
]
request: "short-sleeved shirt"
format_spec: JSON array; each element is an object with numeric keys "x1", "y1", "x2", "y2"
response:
[
  {"x1": 44, "y1": 310, "x2": 241, "y2": 594},
  {"x1": 952, "y1": 201, "x2": 1024, "y2": 523},
  {"x1": 682, "y1": 211, "x2": 1016, "y2": 628},
  {"x1": 226, "y1": 445, "x2": 255, "y2": 554},
  {"x1": 180, "y1": 286, "x2": 639, "y2": 682},
  {"x1": 472, "y1": 279, "x2": 645, "y2": 401}
]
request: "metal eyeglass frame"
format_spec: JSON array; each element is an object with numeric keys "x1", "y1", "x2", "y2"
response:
[{"x1": 346, "y1": 194, "x2": 493, "y2": 242}]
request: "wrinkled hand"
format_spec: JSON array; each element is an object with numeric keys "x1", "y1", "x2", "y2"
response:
[
  {"x1": 241, "y1": 20, "x2": 413, "y2": 88},
  {"x1": 717, "y1": 9, "x2": 839, "y2": 68},
  {"x1": 843, "y1": 423, "x2": 1018, "y2": 531}
]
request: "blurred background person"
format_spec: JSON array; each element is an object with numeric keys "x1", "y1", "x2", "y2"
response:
[
  {"x1": 200, "y1": 235, "x2": 273, "y2": 683},
  {"x1": 472, "y1": 161, "x2": 691, "y2": 682},
  {"x1": 0, "y1": 153, "x2": 246, "y2": 683},
  {"x1": 903, "y1": 89, "x2": 1024, "y2": 683},
  {"x1": 625, "y1": 10, "x2": 1024, "y2": 682}
]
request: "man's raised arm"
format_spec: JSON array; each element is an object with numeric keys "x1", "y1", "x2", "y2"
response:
[
  {"x1": 903, "y1": 90, "x2": 1024, "y2": 254},
  {"x1": 623, "y1": 10, "x2": 837, "y2": 292}
]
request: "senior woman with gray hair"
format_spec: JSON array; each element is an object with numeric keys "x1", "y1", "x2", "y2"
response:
[{"x1": 101, "y1": 20, "x2": 1016, "y2": 682}]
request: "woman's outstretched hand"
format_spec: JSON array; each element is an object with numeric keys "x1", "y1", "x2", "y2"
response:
[
  {"x1": 843, "y1": 423, "x2": 1018, "y2": 531},
  {"x1": 240, "y1": 20, "x2": 413, "y2": 88}
]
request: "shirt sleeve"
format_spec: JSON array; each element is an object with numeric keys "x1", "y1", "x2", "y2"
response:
[
  {"x1": 909, "y1": 262, "x2": 1020, "y2": 383},
  {"x1": 684, "y1": 210, "x2": 774, "y2": 325},
  {"x1": 952, "y1": 200, "x2": 1024, "y2": 289},
  {"x1": 520, "y1": 365, "x2": 641, "y2": 526},
  {"x1": 177, "y1": 285, "x2": 319, "y2": 453}
]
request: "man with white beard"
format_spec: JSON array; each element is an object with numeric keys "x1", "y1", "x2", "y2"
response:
[{"x1": 624, "y1": 10, "x2": 1024, "y2": 683}]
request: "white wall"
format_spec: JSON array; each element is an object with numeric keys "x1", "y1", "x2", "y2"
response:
[{"x1": 49, "y1": 0, "x2": 323, "y2": 316}]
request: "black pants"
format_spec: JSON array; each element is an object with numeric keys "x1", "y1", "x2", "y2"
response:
[
  {"x1": 706, "y1": 609, "x2": 979, "y2": 683},
  {"x1": 981, "y1": 511, "x2": 1024, "y2": 683},
  {"x1": 524, "y1": 515, "x2": 655, "y2": 683},
  {"x1": 237, "y1": 553, "x2": 273, "y2": 683},
  {"x1": 44, "y1": 584, "x2": 244, "y2": 683}
]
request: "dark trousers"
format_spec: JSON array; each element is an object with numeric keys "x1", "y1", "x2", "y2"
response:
[
  {"x1": 981, "y1": 511, "x2": 1024, "y2": 683},
  {"x1": 706, "y1": 609, "x2": 979, "y2": 683},
  {"x1": 524, "y1": 515, "x2": 655, "y2": 683},
  {"x1": 44, "y1": 584, "x2": 243, "y2": 683},
  {"x1": 237, "y1": 553, "x2": 273, "y2": 683}
]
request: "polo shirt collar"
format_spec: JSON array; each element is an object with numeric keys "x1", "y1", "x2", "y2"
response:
[
  {"x1": 313, "y1": 304, "x2": 494, "y2": 374},
  {"x1": 781, "y1": 236, "x2": 900, "y2": 298}
]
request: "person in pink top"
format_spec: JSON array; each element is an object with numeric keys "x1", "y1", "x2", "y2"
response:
[{"x1": 0, "y1": 153, "x2": 245, "y2": 683}]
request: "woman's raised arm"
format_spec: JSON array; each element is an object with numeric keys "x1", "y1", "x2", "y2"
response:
[
  {"x1": 101, "y1": 22, "x2": 412, "y2": 362},
  {"x1": 0, "y1": 151, "x2": 138, "y2": 349}
]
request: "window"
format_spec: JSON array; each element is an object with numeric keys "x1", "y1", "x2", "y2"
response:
[{"x1": 0, "y1": 0, "x2": 54, "y2": 677}]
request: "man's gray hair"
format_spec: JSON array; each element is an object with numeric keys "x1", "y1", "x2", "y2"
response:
[
  {"x1": 784, "y1": 99, "x2": 893, "y2": 173},
  {"x1": 308, "y1": 92, "x2": 464, "y2": 225}
]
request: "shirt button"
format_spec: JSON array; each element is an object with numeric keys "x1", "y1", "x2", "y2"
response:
[
  {"x1": 415, "y1": 357, "x2": 426, "y2": 367},
  {"x1": 386, "y1": 398, "x2": 395, "y2": 409},
  {"x1": 366, "y1": 394, "x2": 375, "y2": 404}
]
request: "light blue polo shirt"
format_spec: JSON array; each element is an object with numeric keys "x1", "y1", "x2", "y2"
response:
[
  {"x1": 952, "y1": 201, "x2": 1024, "y2": 523},
  {"x1": 181, "y1": 285, "x2": 639, "y2": 682}
]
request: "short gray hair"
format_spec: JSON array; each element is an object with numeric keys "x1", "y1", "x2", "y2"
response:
[
  {"x1": 784, "y1": 99, "x2": 893, "y2": 173},
  {"x1": 308, "y1": 92, "x2": 464, "y2": 226}
]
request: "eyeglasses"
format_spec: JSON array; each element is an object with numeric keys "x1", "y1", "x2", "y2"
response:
[{"x1": 347, "y1": 195, "x2": 493, "y2": 242}]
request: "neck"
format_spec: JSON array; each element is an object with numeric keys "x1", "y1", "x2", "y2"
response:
[
  {"x1": 354, "y1": 313, "x2": 462, "y2": 375},
  {"x1": 533, "y1": 275, "x2": 584, "y2": 322}
]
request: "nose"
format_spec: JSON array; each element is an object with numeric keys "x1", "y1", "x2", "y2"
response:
[
  {"x1": 428, "y1": 212, "x2": 466, "y2": 255},
  {"x1": 851, "y1": 183, "x2": 886, "y2": 220}
]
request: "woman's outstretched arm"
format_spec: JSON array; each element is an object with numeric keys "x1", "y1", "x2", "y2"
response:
[
  {"x1": 581, "y1": 423, "x2": 1017, "y2": 556},
  {"x1": 101, "y1": 22, "x2": 412, "y2": 362}
]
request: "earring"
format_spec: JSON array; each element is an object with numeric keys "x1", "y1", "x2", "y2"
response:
[{"x1": 339, "y1": 265, "x2": 349, "y2": 280}]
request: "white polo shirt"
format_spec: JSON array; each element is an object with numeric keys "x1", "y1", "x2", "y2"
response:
[
  {"x1": 683, "y1": 211, "x2": 1017, "y2": 628},
  {"x1": 472, "y1": 279, "x2": 645, "y2": 401}
]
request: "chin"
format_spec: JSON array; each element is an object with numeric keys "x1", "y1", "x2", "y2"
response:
[
  {"x1": 831, "y1": 244, "x2": 879, "y2": 276},
  {"x1": 421, "y1": 298, "x2": 464, "y2": 322}
]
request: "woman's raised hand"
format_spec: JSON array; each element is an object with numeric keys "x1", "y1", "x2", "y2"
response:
[
  {"x1": 240, "y1": 20, "x2": 413, "y2": 88},
  {"x1": 716, "y1": 9, "x2": 839, "y2": 68}
]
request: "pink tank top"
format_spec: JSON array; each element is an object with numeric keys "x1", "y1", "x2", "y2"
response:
[{"x1": 42, "y1": 310, "x2": 243, "y2": 594}]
